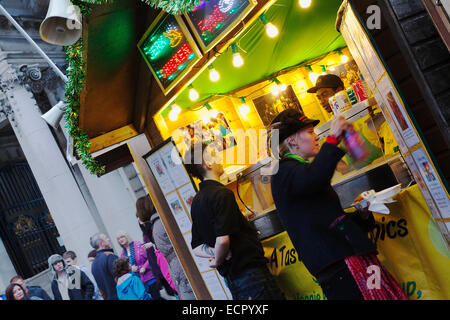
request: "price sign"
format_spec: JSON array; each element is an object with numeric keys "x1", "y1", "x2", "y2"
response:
[
  {"x1": 185, "y1": 0, "x2": 256, "y2": 52},
  {"x1": 138, "y1": 12, "x2": 202, "y2": 94}
]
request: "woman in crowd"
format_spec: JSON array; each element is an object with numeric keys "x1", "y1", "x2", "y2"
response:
[
  {"x1": 269, "y1": 108, "x2": 407, "y2": 300},
  {"x1": 136, "y1": 195, "x2": 195, "y2": 300},
  {"x1": 5, "y1": 283, "x2": 42, "y2": 300},
  {"x1": 116, "y1": 230, "x2": 169, "y2": 300}
]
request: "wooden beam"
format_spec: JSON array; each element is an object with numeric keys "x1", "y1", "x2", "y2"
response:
[
  {"x1": 421, "y1": 0, "x2": 450, "y2": 51},
  {"x1": 89, "y1": 124, "x2": 139, "y2": 154}
]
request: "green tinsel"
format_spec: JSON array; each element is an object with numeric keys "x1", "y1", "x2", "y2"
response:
[
  {"x1": 64, "y1": 38, "x2": 106, "y2": 176},
  {"x1": 79, "y1": 0, "x2": 199, "y2": 15}
]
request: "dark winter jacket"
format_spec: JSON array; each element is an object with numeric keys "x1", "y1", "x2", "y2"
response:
[
  {"x1": 50, "y1": 269, "x2": 94, "y2": 300},
  {"x1": 27, "y1": 285, "x2": 52, "y2": 300},
  {"x1": 91, "y1": 249, "x2": 119, "y2": 300},
  {"x1": 48, "y1": 254, "x2": 94, "y2": 300},
  {"x1": 271, "y1": 142, "x2": 377, "y2": 278}
]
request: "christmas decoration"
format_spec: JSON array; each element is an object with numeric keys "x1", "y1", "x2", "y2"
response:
[{"x1": 79, "y1": 0, "x2": 200, "y2": 15}]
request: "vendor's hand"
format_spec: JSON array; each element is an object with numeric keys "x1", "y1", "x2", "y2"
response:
[
  {"x1": 208, "y1": 256, "x2": 220, "y2": 269},
  {"x1": 139, "y1": 267, "x2": 146, "y2": 275},
  {"x1": 131, "y1": 265, "x2": 139, "y2": 273},
  {"x1": 353, "y1": 196, "x2": 371, "y2": 219},
  {"x1": 330, "y1": 116, "x2": 353, "y2": 139}
]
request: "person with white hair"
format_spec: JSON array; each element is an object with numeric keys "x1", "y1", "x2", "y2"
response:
[{"x1": 116, "y1": 230, "x2": 165, "y2": 300}]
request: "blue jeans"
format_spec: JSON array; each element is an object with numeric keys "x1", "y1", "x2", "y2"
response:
[{"x1": 224, "y1": 267, "x2": 285, "y2": 300}]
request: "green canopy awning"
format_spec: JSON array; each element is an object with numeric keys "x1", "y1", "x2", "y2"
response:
[{"x1": 161, "y1": 0, "x2": 346, "y2": 116}]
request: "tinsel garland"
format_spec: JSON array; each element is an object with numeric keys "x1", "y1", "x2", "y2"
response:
[
  {"x1": 64, "y1": 38, "x2": 105, "y2": 176},
  {"x1": 65, "y1": 0, "x2": 105, "y2": 176},
  {"x1": 80, "y1": 0, "x2": 199, "y2": 15}
]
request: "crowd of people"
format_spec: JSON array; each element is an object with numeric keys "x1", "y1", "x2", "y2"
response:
[{"x1": 0, "y1": 195, "x2": 195, "y2": 301}]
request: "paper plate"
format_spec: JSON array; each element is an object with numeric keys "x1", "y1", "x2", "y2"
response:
[{"x1": 374, "y1": 184, "x2": 402, "y2": 201}]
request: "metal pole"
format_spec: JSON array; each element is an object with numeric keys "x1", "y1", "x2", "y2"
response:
[{"x1": 0, "y1": 4, "x2": 68, "y2": 83}]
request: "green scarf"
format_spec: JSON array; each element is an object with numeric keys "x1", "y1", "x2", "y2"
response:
[{"x1": 284, "y1": 153, "x2": 310, "y2": 164}]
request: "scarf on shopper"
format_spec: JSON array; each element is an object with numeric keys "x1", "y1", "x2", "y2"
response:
[{"x1": 344, "y1": 253, "x2": 409, "y2": 300}]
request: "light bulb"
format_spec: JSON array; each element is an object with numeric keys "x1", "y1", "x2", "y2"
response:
[
  {"x1": 210, "y1": 109, "x2": 218, "y2": 118},
  {"x1": 169, "y1": 109, "x2": 179, "y2": 121},
  {"x1": 309, "y1": 72, "x2": 319, "y2": 84},
  {"x1": 209, "y1": 67, "x2": 220, "y2": 82},
  {"x1": 172, "y1": 104, "x2": 181, "y2": 114},
  {"x1": 239, "y1": 104, "x2": 250, "y2": 118},
  {"x1": 202, "y1": 114, "x2": 211, "y2": 124},
  {"x1": 238, "y1": 98, "x2": 250, "y2": 119},
  {"x1": 232, "y1": 52, "x2": 244, "y2": 68},
  {"x1": 271, "y1": 85, "x2": 280, "y2": 96},
  {"x1": 279, "y1": 83, "x2": 287, "y2": 91},
  {"x1": 189, "y1": 87, "x2": 199, "y2": 101},
  {"x1": 264, "y1": 23, "x2": 279, "y2": 38},
  {"x1": 341, "y1": 55, "x2": 349, "y2": 63},
  {"x1": 299, "y1": 0, "x2": 312, "y2": 8}
]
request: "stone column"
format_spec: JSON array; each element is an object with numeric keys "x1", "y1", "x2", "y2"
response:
[{"x1": 0, "y1": 56, "x2": 100, "y2": 269}]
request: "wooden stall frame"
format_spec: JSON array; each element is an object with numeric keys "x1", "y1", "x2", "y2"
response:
[{"x1": 127, "y1": 139, "x2": 212, "y2": 300}]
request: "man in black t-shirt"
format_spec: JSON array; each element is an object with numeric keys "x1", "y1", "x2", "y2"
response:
[{"x1": 184, "y1": 142, "x2": 284, "y2": 300}]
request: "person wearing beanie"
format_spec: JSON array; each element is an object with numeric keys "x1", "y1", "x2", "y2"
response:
[
  {"x1": 269, "y1": 108, "x2": 407, "y2": 300},
  {"x1": 48, "y1": 254, "x2": 94, "y2": 300}
]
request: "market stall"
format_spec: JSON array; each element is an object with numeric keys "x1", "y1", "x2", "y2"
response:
[
  {"x1": 133, "y1": 0, "x2": 450, "y2": 300},
  {"x1": 71, "y1": 0, "x2": 450, "y2": 300}
]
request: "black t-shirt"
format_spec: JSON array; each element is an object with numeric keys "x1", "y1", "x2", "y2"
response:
[{"x1": 190, "y1": 180, "x2": 267, "y2": 279}]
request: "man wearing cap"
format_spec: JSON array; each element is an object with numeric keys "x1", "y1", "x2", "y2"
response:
[
  {"x1": 308, "y1": 74, "x2": 377, "y2": 117},
  {"x1": 307, "y1": 74, "x2": 345, "y2": 116}
]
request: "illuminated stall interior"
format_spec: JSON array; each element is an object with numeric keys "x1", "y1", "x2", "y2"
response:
[{"x1": 151, "y1": 0, "x2": 403, "y2": 218}]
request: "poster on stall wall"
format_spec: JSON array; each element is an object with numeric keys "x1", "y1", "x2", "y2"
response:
[
  {"x1": 377, "y1": 76, "x2": 421, "y2": 148},
  {"x1": 411, "y1": 148, "x2": 450, "y2": 219},
  {"x1": 144, "y1": 139, "x2": 232, "y2": 300},
  {"x1": 372, "y1": 88, "x2": 408, "y2": 154},
  {"x1": 343, "y1": 6, "x2": 385, "y2": 84},
  {"x1": 339, "y1": 9, "x2": 377, "y2": 91},
  {"x1": 147, "y1": 155, "x2": 176, "y2": 195}
]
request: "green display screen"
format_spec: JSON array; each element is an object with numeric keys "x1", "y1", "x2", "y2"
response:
[
  {"x1": 139, "y1": 13, "x2": 201, "y2": 93},
  {"x1": 186, "y1": 0, "x2": 254, "y2": 51}
]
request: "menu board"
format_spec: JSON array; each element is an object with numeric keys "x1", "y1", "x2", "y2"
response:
[
  {"x1": 138, "y1": 12, "x2": 202, "y2": 94},
  {"x1": 144, "y1": 139, "x2": 232, "y2": 300},
  {"x1": 377, "y1": 75, "x2": 421, "y2": 148},
  {"x1": 411, "y1": 148, "x2": 450, "y2": 219},
  {"x1": 185, "y1": 0, "x2": 256, "y2": 52}
]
